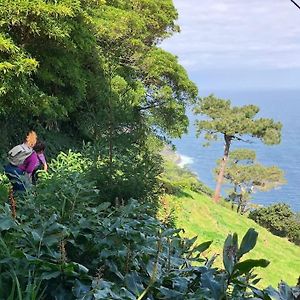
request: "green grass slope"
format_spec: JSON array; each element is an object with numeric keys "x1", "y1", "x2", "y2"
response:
[{"x1": 169, "y1": 189, "x2": 300, "y2": 287}]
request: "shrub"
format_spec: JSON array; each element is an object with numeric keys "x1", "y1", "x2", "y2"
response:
[
  {"x1": 31, "y1": 150, "x2": 99, "y2": 220},
  {"x1": 249, "y1": 203, "x2": 300, "y2": 245},
  {"x1": 82, "y1": 143, "x2": 163, "y2": 206}
]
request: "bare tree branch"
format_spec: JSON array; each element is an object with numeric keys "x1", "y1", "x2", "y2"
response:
[
  {"x1": 291, "y1": 0, "x2": 300, "y2": 10},
  {"x1": 233, "y1": 135, "x2": 253, "y2": 144}
]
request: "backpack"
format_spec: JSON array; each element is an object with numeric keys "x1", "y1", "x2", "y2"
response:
[{"x1": 8, "y1": 144, "x2": 33, "y2": 166}]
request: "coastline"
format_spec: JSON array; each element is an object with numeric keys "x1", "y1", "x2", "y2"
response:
[{"x1": 161, "y1": 147, "x2": 194, "y2": 168}]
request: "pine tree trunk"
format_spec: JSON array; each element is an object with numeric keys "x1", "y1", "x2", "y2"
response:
[
  {"x1": 237, "y1": 194, "x2": 242, "y2": 213},
  {"x1": 231, "y1": 183, "x2": 238, "y2": 210},
  {"x1": 213, "y1": 135, "x2": 232, "y2": 203},
  {"x1": 239, "y1": 188, "x2": 247, "y2": 214}
]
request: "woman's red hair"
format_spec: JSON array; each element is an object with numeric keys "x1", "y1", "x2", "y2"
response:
[{"x1": 26, "y1": 131, "x2": 37, "y2": 148}]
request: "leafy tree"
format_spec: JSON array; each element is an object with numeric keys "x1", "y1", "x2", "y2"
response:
[
  {"x1": 249, "y1": 203, "x2": 300, "y2": 245},
  {"x1": 217, "y1": 149, "x2": 285, "y2": 213},
  {"x1": 194, "y1": 95, "x2": 282, "y2": 202}
]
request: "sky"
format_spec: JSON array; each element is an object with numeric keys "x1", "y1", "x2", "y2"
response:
[{"x1": 161, "y1": 0, "x2": 300, "y2": 91}]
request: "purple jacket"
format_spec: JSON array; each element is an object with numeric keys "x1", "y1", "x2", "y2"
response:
[{"x1": 18, "y1": 152, "x2": 39, "y2": 176}]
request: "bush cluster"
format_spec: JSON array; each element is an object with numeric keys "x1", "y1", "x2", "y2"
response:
[{"x1": 249, "y1": 203, "x2": 300, "y2": 245}]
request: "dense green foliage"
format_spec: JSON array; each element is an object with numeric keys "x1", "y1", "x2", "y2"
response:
[
  {"x1": 0, "y1": 152, "x2": 299, "y2": 299},
  {"x1": 0, "y1": 0, "x2": 197, "y2": 206},
  {"x1": 217, "y1": 149, "x2": 285, "y2": 213},
  {"x1": 0, "y1": 0, "x2": 196, "y2": 148},
  {"x1": 31, "y1": 146, "x2": 162, "y2": 210},
  {"x1": 249, "y1": 203, "x2": 300, "y2": 245},
  {"x1": 193, "y1": 95, "x2": 282, "y2": 202}
]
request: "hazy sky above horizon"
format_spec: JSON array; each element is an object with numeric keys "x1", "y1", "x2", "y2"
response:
[{"x1": 161, "y1": 0, "x2": 300, "y2": 91}]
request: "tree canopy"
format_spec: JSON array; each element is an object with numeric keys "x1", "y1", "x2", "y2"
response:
[
  {"x1": 218, "y1": 149, "x2": 286, "y2": 213},
  {"x1": 0, "y1": 0, "x2": 197, "y2": 152},
  {"x1": 194, "y1": 95, "x2": 282, "y2": 145}
]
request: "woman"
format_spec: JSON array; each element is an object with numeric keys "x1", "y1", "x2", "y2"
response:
[
  {"x1": 5, "y1": 131, "x2": 38, "y2": 191},
  {"x1": 31, "y1": 141, "x2": 48, "y2": 184}
]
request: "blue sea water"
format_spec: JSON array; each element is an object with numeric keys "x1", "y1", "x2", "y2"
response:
[{"x1": 173, "y1": 89, "x2": 300, "y2": 212}]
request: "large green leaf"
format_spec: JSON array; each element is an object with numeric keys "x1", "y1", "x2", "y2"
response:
[
  {"x1": 0, "y1": 184, "x2": 9, "y2": 202},
  {"x1": 264, "y1": 287, "x2": 282, "y2": 300},
  {"x1": 158, "y1": 287, "x2": 184, "y2": 299},
  {"x1": 161, "y1": 228, "x2": 182, "y2": 237},
  {"x1": 106, "y1": 260, "x2": 124, "y2": 280},
  {"x1": 41, "y1": 271, "x2": 61, "y2": 280},
  {"x1": 201, "y1": 271, "x2": 224, "y2": 300},
  {"x1": 193, "y1": 240, "x2": 213, "y2": 254},
  {"x1": 124, "y1": 272, "x2": 144, "y2": 296},
  {"x1": 223, "y1": 233, "x2": 238, "y2": 275},
  {"x1": 234, "y1": 259, "x2": 270, "y2": 276},
  {"x1": 278, "y1": 281, "x2": 295, "y2": 300},
  {"x1": 0, "y1": 215, "x2": 16, "y2": 231},
  {"x1": 237, "y1": 228, "x2": 258, "y2": 259},
  {"x1": 72, "y1": 279, "x2": 91, "y2": 299}
]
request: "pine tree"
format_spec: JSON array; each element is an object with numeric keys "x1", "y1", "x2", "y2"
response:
[{"x1": 194, "y1": 95, "x2": 282, "y2": 202}]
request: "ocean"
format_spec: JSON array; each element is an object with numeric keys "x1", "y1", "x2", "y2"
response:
[{"x1": 173, "y1": 89, "x2": 300, "y2": 212}]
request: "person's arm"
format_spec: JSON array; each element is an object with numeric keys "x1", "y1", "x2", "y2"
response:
[{"x1": 38, "y1": 153, "x2": 48, "y2": 172}]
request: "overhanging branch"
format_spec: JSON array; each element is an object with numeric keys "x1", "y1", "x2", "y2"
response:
[
  {"x1": 291, "y1": 0, "x2": 300, "y2": 10},
  {"x1": 233, "y1": 135, "x2": 253, "y2": 144}
]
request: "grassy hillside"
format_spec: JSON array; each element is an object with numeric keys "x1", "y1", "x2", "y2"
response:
[{"x1": 167, "y1": 189, "x2": 300, "y2": 287}]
